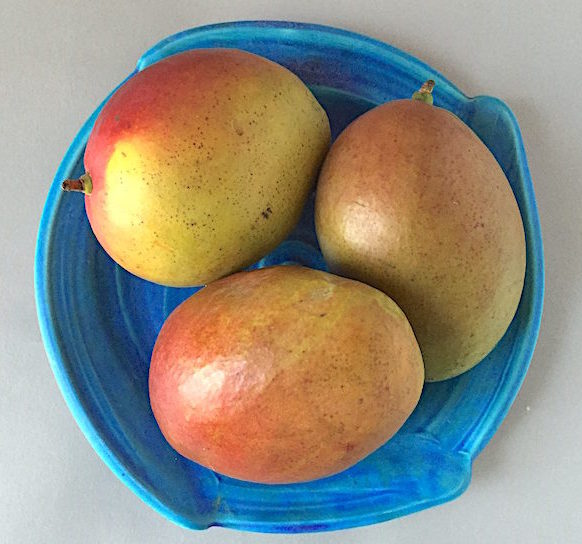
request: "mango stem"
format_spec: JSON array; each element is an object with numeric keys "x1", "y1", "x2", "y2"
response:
[
  {"x1": 62, "y1": 172, "x2": 93, "y2": 194},
  {"x1": 411, "y1": 80, "x2": 435, "y2": 105}
]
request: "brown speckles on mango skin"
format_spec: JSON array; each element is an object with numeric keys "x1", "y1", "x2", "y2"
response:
[
  {"x1": 84, "y1": 49, "x2": 331, "y2": 287},
  {"x1": 148, "y1": 266, "x2": 424, "y2": 484},
  {"x1": 315, "y1": 99, "x2": 526, "y2": 382}
]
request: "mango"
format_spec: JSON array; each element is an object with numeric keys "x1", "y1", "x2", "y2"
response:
[
  {"x1": 63, "y1": 49, "x2": 330, "y2": 286},
  {"x1": 315, "y1": 82, "x2": 526, "y2": 381},
  {"x1": 149, "y1": 266, "x2": 424, "y2": 483}
]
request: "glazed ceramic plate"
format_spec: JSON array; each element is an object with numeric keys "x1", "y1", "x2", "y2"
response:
[{"x1": 35, "y1": 21, "x2": 544, "y2": 533}]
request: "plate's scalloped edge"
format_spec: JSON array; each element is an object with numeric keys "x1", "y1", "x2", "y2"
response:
[
  {"x1": 208, "y1": 436, "x2": 473, "y2": 533},
  {"x1": 454, "y1": 95, "x2": 545, "y2": 457},
  {"x1": 34, "y1": 21, "x2": 544, "y2": 534},
  {"x1": 215, "y1": 475, "x2": 472, "y2": 534}
]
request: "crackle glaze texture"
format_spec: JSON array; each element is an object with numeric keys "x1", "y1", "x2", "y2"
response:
[
  {"x1": 149, "y1": 266, "x2": 424, "y2": 483},
  {"x1": 35, "y1": 22, "x2": 544, "y2": 533},
  {"x1": 84, "y1": 48, "x2": 330, "y2": 286},
  {"x1": 315, "y1": 100, "x2": 526, "y2": 381}
]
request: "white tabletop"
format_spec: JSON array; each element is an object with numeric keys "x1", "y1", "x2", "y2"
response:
[{"x1": 2, "y1": 2, "x2": 580, "y2": 543}]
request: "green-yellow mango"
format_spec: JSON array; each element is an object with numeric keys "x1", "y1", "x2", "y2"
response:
[
  {"x1": 64, "y1": 49, "x2": 330, "y2": 286},
  {"x1": 315, "y1": 85, "x2": 526, "y2": 381}
]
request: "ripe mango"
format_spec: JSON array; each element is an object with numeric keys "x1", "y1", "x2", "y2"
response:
[
  {"x1": 63, "y1": 49, "x2": 330, "y2": 286},
  {"x1": 149, "y1": 266, "x2": 424, "y2": 483},
  {"x1": 315, "y1": 83, "x2": 526, "y2": 381}
]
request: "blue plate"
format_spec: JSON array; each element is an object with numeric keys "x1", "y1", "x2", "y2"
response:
[{"x1": 35, "y1": 21, "x2": 544, "y2": 533}]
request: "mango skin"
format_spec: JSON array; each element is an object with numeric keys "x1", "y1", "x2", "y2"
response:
[
  {"x1": 83, "y1": 49, "x2": 330, "y2": 286},
  {"x1": 148, "y1": 266, "x2": 424, "y2": 484},
  {"x1": 315, "y1": 99, "x2": 526, "y2": 382}
]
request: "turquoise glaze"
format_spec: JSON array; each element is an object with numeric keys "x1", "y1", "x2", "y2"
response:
[{"x1": 35, "y1": 21, "x2": 544, "y2": 533}]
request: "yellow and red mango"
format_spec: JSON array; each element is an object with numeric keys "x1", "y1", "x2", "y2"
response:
[
  {"x1": 149, "y1": 266, "x2": 424, "y2": 484},
  {"x1": 71, "y1": 49, "x2": 330, "y2": 286}
]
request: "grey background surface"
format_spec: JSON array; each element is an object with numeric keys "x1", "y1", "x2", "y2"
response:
[{"x1": 2, "y1": 1, "x2": 581, "y2": 542}]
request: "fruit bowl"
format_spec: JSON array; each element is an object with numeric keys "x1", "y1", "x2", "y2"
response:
[{"x1": 35, "y1": 21, "x2": 544, "y2": 533}]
